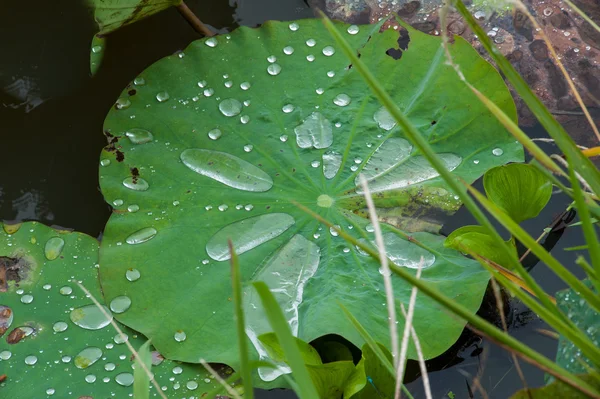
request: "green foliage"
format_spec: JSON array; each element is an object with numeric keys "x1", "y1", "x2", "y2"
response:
[
  {"x1": 355, "y1": 343, "x2": 395, "y2": 399},
  {"x1": 97, "y1": 18, "x2": 520, "y2": 381},
  {"x1": 133, "y1": 340, "x2": 152, "y2": 399},
  {"x1": 445, "y1": 225, "x2": 517, "y2": 267},
  {"x1": 510, "y1": 373, "x2": 600, "y2": 398}
]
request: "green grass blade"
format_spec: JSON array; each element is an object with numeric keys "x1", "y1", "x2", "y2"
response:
[
  {"x1": 566, "y1": 159, "x2": 600, "y2": 291},
  {"x1": 453, "y1": 0, "x2": 600, "y2": 195},
  {"x1": 294, "y1": 202, "x2": 600, "y2": 397},
  {"x1": 252, "y1": 281, "x2": 319, "y2": 399},
  {"x1": 229, "y1": 240, "x2": 254, "y2": 399},
  {"x1": 576, "y1": 256, "x2": 598, "y2": 279},
  {"x1": 133, "y1": 340, "x2": 152, "y2": 399}
]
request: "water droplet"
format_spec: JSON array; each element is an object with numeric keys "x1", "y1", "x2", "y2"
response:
[
  {"x1": 306, "y1": 39, "x2": 316, "y2": 47},
  {"x1": 243, "y1": 144, "x2": 253, "y2": 152},
  {"x1": 294, "y1": 112, "x2": 333, "y2": 149},
  {"x1": 173, "y1": 366, "x2": 183, "y2": 374},
  {"x1": 243, "y1": 100, "x2": 251, "y2": 107},
  {"x1": 306, "y1": 54, "x2": 315, "y2": 62},
  {"x1": 174, "y1": 330, "x2": 187, "y2": 342},
  {"x1": 115, "y1": 98, "x2": 131, "y2": 110},
  {"x1": 187, "y1": 381, "x2": 199, "y2": 390},
  {"x1": 46, "y1": 388, "x2": 55, "y2": 395},
  {"x1": 316, "y1": 88, "x2": 324, "y2": 95},
  {"x1": 280, "y1": 135, "x2": 288, "y2": 142},
  {"x1": 267, "y1": 55, "x2": 277, "y2": 63},
  {"x1": 283, "y1": 46, "x2": 294, "y2": 55},
  {"x1": 126, "y1": 227, "x2": 157, "y2": 245},
  {"x1": 75, "y1": 347, "x2": 103, "y2": 369},
  {"x1": 327, "y1": 70, "x2": 335, "y2": 78},
  {"x1": 205, "y1": 37, "x2": 218, "y2": 47},
  {"x1": 473, "y1": 159, "x2": 480, "y2": 164},
  {"x1": 85, "y1": 374, "x2": 97, "y2": 383},
  {"x1": 109, "y1": 296, "x2": 132, "y2": 314},
  {"x1": 218, "y1": 204, "x2": 229, "y2": 211},
  {"x1": 126, "y1": 268, "x2": 141, "y2": 282},
  {"x1": 330, "y1": 226, "x2": 340, "y2": 237},
  {"x1": 114, "y1": 333, "x2": 128, "y2": 344},
  {"x1": 347, "y1": 25, "x2": 360, "y2": 35},
  {"x1": 206, "y1": 213, "x2": 295, "y2": 261},
  {"x1": 492, "y1": 148, "x2": 504, "y2": 156},
  {"x1": 44, "y1": 237, "x2": 65, "y2": 260},
  {"x1": 123, "y1": 177, "x2": 149, "y2": 191},
  {"x1": 105, "y1": 362, "x2": 116, "y2": 371},
  {"x1": 322, "y1": 46, "x2": 335, "y2": 56},
  {"x1": 115, "y1": 372, "x2": 134, "y2": 387},
  {"x1": 282, "y1": 104, "x2": 295, "y2": 113},
  {"x1": 24, "y1": 355, "x2": 38, "y2": 365},
  {"x1": 244, "y1": 204, "x2": 254, "y2": 211},
  {"x1": 374, "y1": 106, "x2": 396, "y2": 130},
  {"x1": 125, "y1": 128, "x2": 153, "y2": 144},
  {"x1": 311, "y1": 160, "x2": 321, "y2": 168},
  {"x1": 70, "y1": 304, "x2": 113, "y2": 330},
  {"x1": 43, "y1": 284, "x2": 51, "y2": 290},
  {"x1": 289, "y1": 22, "x2": 299, "y2": 31},
  {"x1": 323, "y1": 152, "x2": 342, "y2": 179},
  {"x1": 156, "y1": 92, "x2": 170, "y2": 102},
  {"x1": 53, "y1": 321, "x2": 68, "y2": 332},
  {"x1": 267, "y1": 64, "x2": 282, "y2": 76},
  {"x1": 333, "y1": 94, "x2": 351, "y2": 107},
  {"x1": 219, "y1": 98, "x2": 242, "y2": 117},
  {"x1": 100, "y1": 159, "x2": 111, "y2": 166},
  {"x1": 59, "y1": 286, "x2": 73, "y2": 295},
  {"x1": 127, "y1": 204, "x2": 140, "y2": 213},
  {"x1": 92, "y1": 45, "x2": 103, "y2": 53},
  {"x1": 133, "y1": 76, "x2": 146, "y2": 86},
  {"x1": 474, "y1": 10, "x2": 486, "y2": 19},
  {"x1": 21, "y1": 295, "x2": 33, "y2": 304},
  {"x1": 224, "y1": 80, "x2": 233, "y2": 88},
  {"x1": 0, "y1": 351, "x2": 12, "y2": 360},
  {"x1": 197, "y1": 80, "x2": 207, "y2": 88},
  {"x1": 240, "y1": 115, "x2": 250, "y2": 124},
  {"x1": 240, "y1": 82, "x2": 251, "y2": 90},
  {"x1": 61, "y1": 356, "x2": 71, "y2": 363},
  {"x1": 180, "y1": 148, "x2": 273, "y2": 192}
]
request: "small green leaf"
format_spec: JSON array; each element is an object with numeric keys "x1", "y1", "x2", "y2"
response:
[
  {"x1": 509, "y1": 373, "x2": 600, "y2": 398},
  {"x1": 258, "y1": 333, "x2": 322, "y2": 366},
  {"x1": 483, "y1": 163, "x2": 552, "y2": 223},
  {"x1": 355, "y1": 343, "x2": 395, "y2": 399},
  {"x1": 90, "y1": 35, "x2": 106, "y2": 77},
  {"x1": 444, "y1": 225, "x2": 517, "y2": 268},
  {"x1": 133, "y1": 340, "x2": 152, "y2": 399},
  {"x1": 307, "y1": 361, "x2": 366, "y2": 399}
]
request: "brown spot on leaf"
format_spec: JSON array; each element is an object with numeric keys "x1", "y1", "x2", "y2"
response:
[
  {"x1": 128, "y1": 89, "x2": 137, "y2": 96},
  {"x1": 0, "y1": 306, "x2": 12, "y2": 337},
  {"x1": 0, "y1": 257, "x2": 29, "y2": 292},
  {"x1": 7, "y1": 327, "x2": 26, "y2": 344},
  {"x1": 0, "y1": 374, "x2": 6, "y2": 383},
  {"x1": 130, "y1": 167, "x2": 140, "y2": 183}
]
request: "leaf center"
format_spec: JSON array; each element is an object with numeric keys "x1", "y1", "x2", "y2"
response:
[{"x1": 316, "y1": 194, "x2": 335, "y2": 208}]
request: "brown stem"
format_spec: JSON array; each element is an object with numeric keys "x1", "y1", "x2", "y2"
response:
[{"x1": 176, "y1": 1, "x2": 215, "y2": 37}]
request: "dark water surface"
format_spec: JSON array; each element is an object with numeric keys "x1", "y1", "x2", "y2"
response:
[{"x1": 0, "y1": 1, "x2": 587, "y2": 398}]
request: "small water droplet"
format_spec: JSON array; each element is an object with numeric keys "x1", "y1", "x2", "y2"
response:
[
  {"x1": 0, "y1": 351, "x2": 12, "y2": 360},
  {"x1": 115, "y1": 98, "x2": 131, "y2": 110},
  {"x1": 24, "y1": 355, "x2": 38, "y2": 365},
  {"x1": 197, "y1": 80, "x2": 207, "y2": 88},
  {"x1": 208, "y1": 129, "x2": 222, "y2": 140},
  {"x1": 240, "y1": 82, "x2": 251, "y2": 90},
  {"x1": 205, "y1": 37, "x2": 218, "y2": 47},
  {"x1": 243, "y1": 144, "x2": 253, "y2": 152},
  {"x1": 187, "y1": 381, "x2": 199, "y2": 390},
  {"x1": 156, "y1": 92, "x2": 170, "y2": 102},
  {"x1": 218, "y1": 204, "x2": 229, "y2": 211},
  {"x1": 46, "y1": 388, "x2": 55, "y2": 395},
  {"x1": 306, "y1": 39, "x2": 316, "y2": 47},
  {"x1": 240, "y1": 115, "x2": 250, "y2": 124},
  {"x1": 60, "y1": 286, "x2": 73, "y2": 295},
  {"x1": 85, "y1": 374, "x2": 97, "y2": 383},
  {"x1": 43, "y1": 284, "x2": 51, "y2": 290},
  {"x1": 224, "y1": 80, "x2": 233, "y2": 88},
  {"x1": 174, "y1": 330, "x2": 187, "y2": 342},
  {"x1": 173, "y1": 366, "x2": 183, "y2": 374},
  {"x1": 311, "y1": 160, "x2": 321, "y2": 168},
  {"x1": 330, "y1": 225, "x2": 340, "y2": 237},
  {"x1": 280, "y1": 135, "x2": 288, "y2": 142},
  {"x1": 44, "y1": 237, "x2": 65, "y2": 260},
  {"x1": 283, "y1": 46, "x2": 294, "y2": 55},
  {"x1": 105, "y1": 362, "x2": 116, "y2": 371},
  {"x1": 126, "y1": 227, "x2": 157, "y2": 245},
  {"x1": 75, "y1": 347, "x2": 103, "y2": 369},
  {"x1": 133, "y1": 76, "x2": 146, "y2": 86},
  {"x1": 61, "y1": 356, "x2": 71, "y2": 363},
  {"x1": 123, "y1": 177, "x2": 149, "y2": 191},
  {"x1": 114, "y1": 333, "x2": 128, "y2": 344},
  {"x1": 322, "y1": 46, "x2": 335, "y2": 56},
  {"x1": 21, "y1": 294, "x2": 34, "y2": 304},
  {"x1": 92, "y1": 45, "x2": 103, "y2": 53},
  {"x1": 100, "y1": 159, "x2": 111, "y2": 167},
  {"x1": 289, "y1": 22, "x2": 299, "y2": 31},
  {"x1": 473, "y1": 159, "x2": 480, "y2": 164},
  {"x1": 306, "y1": 54, "x2": 315, "y2": 62},
  {"x1": 70, "y1": 304, "x2": 113, "y2": 330},
  {"x1": 267, "y1": 64, "x2": 282, "y2": 76},
  {"x1": 127, "y1": 204, "x2": 140, "y2": 213},
  {"x1": 282, "y1": 104, "x2": 295, "y2": 113},
  {"x1": 112, "y1": 199, "x2": 123, "y2": 207},
  {"x1": 244, "y1": 204, "x2": 254, "y2": 211},
  {"x1": 316, "y1": 88, "x2": 324, "y2": 95},
  {"x1": 473, "y1": 10, "x2": 486, "y2": 19},
  {"x1": 333, "y1": 94, "x2": 351, "y2": 107},
  {"x1": 243, "y1": 100, "x2": 251, "y2": 107},
  {"x1": 53, "y1": 321, "x2": 68, "y2": 332},
  {"x1": 125, "y1": 128, "x2": 153, "y2": 144},
  {"x1": 204, "y1": 88, "x2": 215, "y2": 97},
  {"x1": 492, "y1": 148, "x2": 504, "y2": 156},
  {"x1": 327, "y1": 70, "x2": 335, "y2": 78},
  {"x1": 267, "y1": 55, "x2": 277, "y2": 63},
  {"x1": 347, "y1": 25, "x2": 359, "y2": 35},
  {"x1": 219, "y1": 99, "x2": 242, "y2": 117},
  {"x1": 109, "y1": 296, "x2": 132, "y2": 314},
  {"x1": 115, "y1": 372, "x2": 135, "y2": 387}
]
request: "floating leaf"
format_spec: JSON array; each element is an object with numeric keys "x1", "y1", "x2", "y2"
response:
[
  {"x1": 355, "y1": 343, "x2": 395, "y2": 399},
  {"x1": 444, "y1": 225, "x2": 517, "y2": 268},
  {"x1": 0, "y1": 222, "x2": 228, "y2": 398},
  {"x1": 97, "y1": 19, "x2": 522, "y2": 384},
  {"x1": 510, "y1": 373, "x2": 600, "y2": 398}
]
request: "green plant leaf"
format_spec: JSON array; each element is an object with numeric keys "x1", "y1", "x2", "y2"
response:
[
  {"x1": 444, "y1": 225, "x2": 517, "y2": 268},
  {"x1": 90, "y1": 35, "x2": 106, "y2": 77},
  {"x1": 483, "y1": 163, "x2": 552, "y2": 224},
  {"x1": 258, "y1": 333, "x2": 322, "y2": 366},
  {"x1": 133, "y1": 340, "x2": 152, "y2": 399},
  {"x1": 509, "y1": 373, "x2": 600, "y2": 398},
  {"x1": 86, "y1": 0, "x2": 181, "y2": 36},
  {"x1": 555, "y1": 279, "x2": 600, "y2": 375},
  {"x1": 0, "y1": 222, "x2": 229, "y2": 398},
  {"x1": 312, "y1": 340, "x2": 354, "y2": 363},
  {"x1": 355, "y1": 343, "x2": 395, "y2": 399},
  {"x1": 97, "y1": 19, "x2": 521, "y2": 382}
]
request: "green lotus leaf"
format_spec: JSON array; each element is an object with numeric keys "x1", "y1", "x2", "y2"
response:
[
  {"x1": 444, "y1": 225, "x2": 517, "y2": 269},
  {"x1": 97, "y1": 18, "x2": 523, "y2": 385},
  {"x1": 0, "y1": 222, "x2": 229, "y2": 398}
]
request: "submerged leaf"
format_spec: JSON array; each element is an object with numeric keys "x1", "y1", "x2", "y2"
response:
[{"x1": 97, "y1": 19, "x2": 522, "y2": 384}]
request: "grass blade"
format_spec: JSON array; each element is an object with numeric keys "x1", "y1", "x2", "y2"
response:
[
  {"x1": 133, "y1": 340, "x2": 152, "y2": 399},
  {"x1": 229, "y1": 240, "x2": 254, "y2": 399},
  {"x1": 252, "y1": 281, "x2": 319, "y2": 399}
]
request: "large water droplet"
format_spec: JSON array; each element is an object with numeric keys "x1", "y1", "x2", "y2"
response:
[
  {"x1": 240, "y1": 82, "x2": 251, "y2": 90},
  {"x1": 85, "y1": 374, "x2": 97, "y2": 383},
  {"x1": 126, "y1": 227, "x2": 157, "y2": 245},
  {"x1": 283, "y1": 46, "x2": 294, "y2": 55},
  {"x1": 322, "y1": 46, "x2": 335, "y2": 56},
  {"x1": 219, "y1": 99, "x2": 242, "y2": 117},
  {"x1": 267, "y1": 64, "x2": 282, "y2": 76},
  {"x1": 374, "y1": 106, "x2": 396, "y2": 130},
  {"x1": 127, "y1": 204, "x2": 140, "y2": 213},
  {"x1": 174, "y1": 330, "x2": 187, "y2": 342},
  {"x1": 44, "y1": 237, "x2": 65, "y2": 260},
  {"x1": 74, "y1": 347, "x2": 103, "y2": 369},
  {"x1": 126, "y1": 128, "x2": 153, "y2": 144},
  {"x1": 205, "y1": 37, "x2": 218, "y2": 47},
  {"x1": 187, "y1": 381, "x2": 199, "y2": 390},
  {"x1": 181, "y1": 149, "x2": 273, "y2": 192},
  {"x1": 70, "y1": 304, "x2": 113, "y2": 330},
  {"x1": 492, "y1": 147, "x2": 504, "y2": 156},
  {"x1": 126, "y1": 268, "x2": 141, "y2": 281},
  {"x1": 282, "y1": 104, "x2": 295, "y2": 113},
  {"x1": 333, "y1": 94, "x2": 351, "y2": 107},
  {"x1": 110, "y1": 296, "x2": 132, "y2": 314},
  {"x1": 206, "y1": 213, "x2": 295, "y2": 261},
  {"x1": 59, "y1": 286, "x2": 73, "y2": 295},
  {"x1": 156, "y1": 92, "x2": 170, "y2": 102},
  {"x1": 208, "y1": 128, "x2": 222, "y2": 140},
  {"x1": 24, "y1": 355, "x2": 38, "y2": 365},
  {"x1": 115, "y1": 98, "x2": 131, "y2": 110},
  {"x1": 347, "y1": 25, "x2": 360, "y2": 35},
  {"x1": 53, "y1": 321, "x2": 68, "y2": 332},
  {"x1": 115, "y1": 372, "x2": 134, "y2": 386},
  {"x1": 294, "y1": 112, "x2": 333, "y2": 149},
  {"x1": 306, "y1": 39, "x2": 316, "y2": 47},
  {"x1": 0, "y1": 351, "x2": 11, "y2": 360},
  {"x1": 20, "y1": 295, "x2": 33, "y2": 304},
  {"x1": 123, "y1": 177, "x2": 149, "y2": 191}
]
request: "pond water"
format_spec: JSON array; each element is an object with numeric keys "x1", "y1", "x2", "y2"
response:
[{"x1": 0, "y1": 1, "x2": 587, "y2": 398}]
